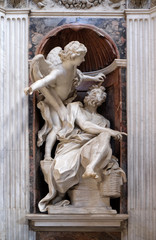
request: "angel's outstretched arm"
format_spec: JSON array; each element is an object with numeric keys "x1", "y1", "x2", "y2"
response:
[
  {"x1": 77, "y1": 69, "x2": 105, "y2": 83},
  {"x1": 25, "y1": 69, "x2": 60, "y2": 95}
]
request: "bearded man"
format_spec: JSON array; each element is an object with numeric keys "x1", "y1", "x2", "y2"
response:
[{"x1": 39, "y1": 85, "x2": 124, "y2": 212}]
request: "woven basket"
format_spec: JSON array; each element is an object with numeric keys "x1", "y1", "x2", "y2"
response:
[{"x1": 100, "y1": 172, "x2": 121, "y2": 198}]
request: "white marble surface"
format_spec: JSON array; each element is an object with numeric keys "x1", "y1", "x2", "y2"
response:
[
  {"x1": 126, "y1": 6, "x2": 156, "y2": 240},
  {"x1": 26, "y1": 213, "x2": 128, "y2": 231},
  {"x1": 0, "y1": 9, "x2": 35, "y2": 240},
  {"x1": 0, "y1": 11, "x2": 6, "y2": 240}
]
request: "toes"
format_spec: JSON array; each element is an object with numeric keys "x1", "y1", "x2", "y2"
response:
[{"x1": 82, "y1": 170, "x2": 98, "y2": 179}]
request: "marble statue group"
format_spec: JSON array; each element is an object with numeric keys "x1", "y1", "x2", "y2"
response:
[{"x1": 25, "y1": 41, "x2": 126, "y2": 213}]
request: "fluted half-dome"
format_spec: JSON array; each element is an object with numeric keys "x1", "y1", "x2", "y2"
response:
[{"x1": 36, "y1": 24, "x2": 119, "y2": 72}]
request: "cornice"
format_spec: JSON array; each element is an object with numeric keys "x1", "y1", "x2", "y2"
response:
[
  {"x1": 0, "y1": 7, "x2": 30, "y2": 14},
  {"x1": 0, "y1": 7, "x2": 6, "y2": 14},
  {"x1": 5, "y1": 8, "x2": 30, "y2": 14},
  {"x1": 83, "y1": 59, "x2": 127, "y2": 76},
  {"x1": 150, "y1": 6, "x2": 156, "y2": 14},
  {"x1": 29, "y1": 10, "x2": 125, "y2": 18},
  {"x1": 26, "y1": 213, "x2": 128, "y2": 232},
  {"x1": 1, "y1": 6, "x2": 155, "y2": 17},
  {"x1": 125, "y1": 6, "x2": 156, "y2": 16}
]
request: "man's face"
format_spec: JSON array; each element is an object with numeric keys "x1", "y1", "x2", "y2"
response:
[
  {"x1": 90, "y1": 89, "x2": 105, "y2": 104},
  {"x1": 84, "y1": 88, "x2": 106, "y2": 107}
]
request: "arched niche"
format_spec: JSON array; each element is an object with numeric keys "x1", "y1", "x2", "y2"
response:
[
  {"x1": 35, "y1": 24, "x2": 121, "y2": 136},
  {"x1": 31, "y1": 24, "x2": 126, "y2": 214},
  {"x1": 36, "y1": 24, "x2": 119, "y2": 72}
]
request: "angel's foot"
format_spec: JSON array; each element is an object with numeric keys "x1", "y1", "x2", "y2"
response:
[{"x1": 82, "y1": 168, "x2": 99, "y2": 179}]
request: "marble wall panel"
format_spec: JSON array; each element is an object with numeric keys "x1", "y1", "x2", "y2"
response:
[
  {"x1": 29, "y1": 17, "x2": 126, "y2": 60},
  {"x1": 36, "y1": 231, "x2": 121, "y2": 240}
]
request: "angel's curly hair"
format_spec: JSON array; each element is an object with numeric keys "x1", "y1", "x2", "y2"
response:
[
  {"x1": 59, "y1": 41, "x2": 87, "y2": 61},
  {"x1": 84, "y1": 85, "x2": 107, "y2": 107}
]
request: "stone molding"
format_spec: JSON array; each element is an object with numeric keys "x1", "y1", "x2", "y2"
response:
[
  {"x1": 83, "y1": 59, "x2": 127, "y2": 76},
  {"x1": 0, "y1": 6, "x2": 156, "y2": 16},
  {"x1": 0, "y1": 6, "x2": 124, "y2": 17},
  {"x1": 0, "y1": 6, "x2": 5, "y2": 13},
  {"x1": 29, "y1": 9, "x2": 125, "y2": 17},
  {"x1": 0, "y1": 6, "x2": 30, "y2": 13},
  {"x1": 27, "y1": 213, "x2": 128, "y2": 232}
]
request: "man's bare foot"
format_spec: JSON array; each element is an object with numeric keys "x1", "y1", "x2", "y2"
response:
[{"x1": 82, "y1": 168, "x2": 99, "y2": 179}]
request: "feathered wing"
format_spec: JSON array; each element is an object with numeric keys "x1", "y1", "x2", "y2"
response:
[
  {"x1": 46, "y1": 46, "x2": 62, "y2": 66},
  {"x1": 30, "y1": 47, "x2": 67, "y2": 123},
  {"x1": 30, "y1": 47, "x2": 62, "y2": 83},
  {"x1": 30, "y1": 54, "x2": 52, "y2": 82}
]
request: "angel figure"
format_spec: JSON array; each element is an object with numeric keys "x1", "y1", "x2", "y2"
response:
[{"x1": 25, "y1": 41, "x2": 105, "y2": 160}]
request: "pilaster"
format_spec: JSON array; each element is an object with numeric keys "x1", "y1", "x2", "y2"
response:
[
  {"x1": 0, "y1": 9, "x2": 6, "y2": 240},
  {"x1": 126, "y1": 7, "x2": 156, "y2": 240},
  {"x1": 0, "y1": 8, "x2": 35, "y2": 240}
]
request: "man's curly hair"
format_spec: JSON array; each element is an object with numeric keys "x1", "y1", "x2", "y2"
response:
[{"x1": 84, "y1": 85, "x2": 107, "y2": 107}]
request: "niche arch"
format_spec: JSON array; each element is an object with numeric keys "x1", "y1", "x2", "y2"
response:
[
  {"x1": 35, "y1": 24, "x2": 121, "y2": 137},
  {"x1": 36, "y1": 24, "x2": 119, "y2": 72},
  {"x1": 31, "y1": 24, "x2": 126, "y2": 214}
]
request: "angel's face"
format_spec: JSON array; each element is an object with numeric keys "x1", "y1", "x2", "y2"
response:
[{"x1": 72, "y1": 53, "x2": 85, "y2": 66}]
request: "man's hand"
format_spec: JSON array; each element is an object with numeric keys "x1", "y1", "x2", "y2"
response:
[{"x1": 114, "y1": 131, "x2": 122, "y2": 141}]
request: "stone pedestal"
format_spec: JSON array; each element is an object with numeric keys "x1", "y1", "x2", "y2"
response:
[{"x1": 68, "y1": 178, "x2": 112, "y2": 209}]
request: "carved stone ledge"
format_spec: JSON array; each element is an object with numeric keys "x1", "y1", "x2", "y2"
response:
[
  {"x1": 82, "y1": 59, "x2": 126, "y2": 77},
  {"x1": 29, "y1": 9, "x2": 125, "y2": 16},
  {"x1": 26, "y1": 213, "x2": 128, "y2": 232}
]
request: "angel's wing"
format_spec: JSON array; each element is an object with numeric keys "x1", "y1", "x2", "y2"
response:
[
  {"x1": 46, "y1": 47, "x2": 62, "y2": 67},
  {"x1": 30, "y1": 54, "x2": 53, "y2": 83},
  {"x1": 30, "y1": 47, "x2": 62, "y2": 83}
]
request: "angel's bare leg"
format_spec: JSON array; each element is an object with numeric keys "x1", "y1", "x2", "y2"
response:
[
  {"x1": 25, "y1": 77, "x2": 67, "y2": 122},
  {"x1": 44, "y1": 127, "x2": 60, "y2": 160},
  {"x1": 41, "y1": 88, "x2": 67, "y2": 122}
]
